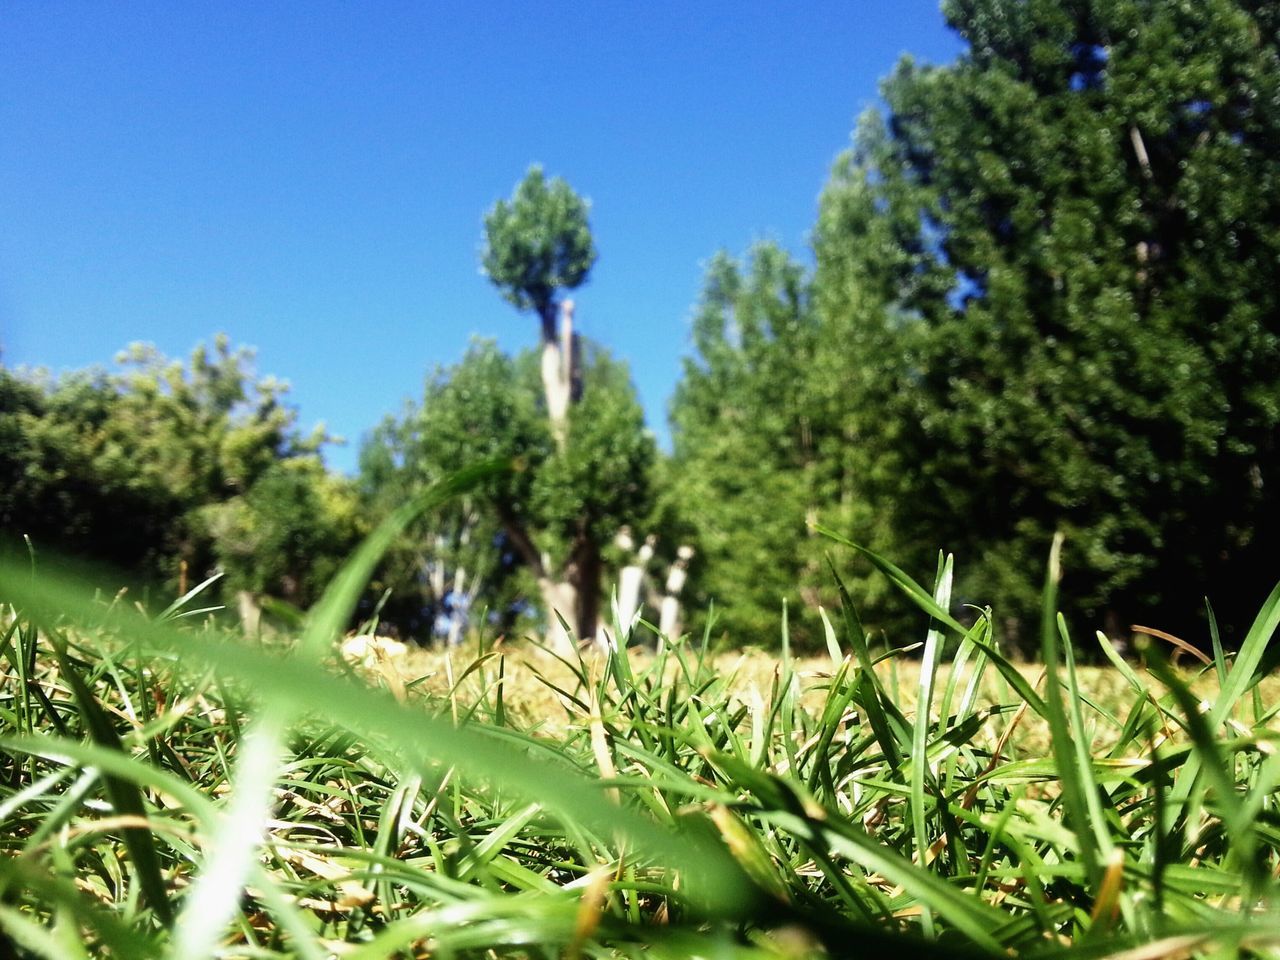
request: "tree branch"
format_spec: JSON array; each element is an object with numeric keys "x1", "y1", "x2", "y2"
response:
[
  {"x1": 537, "y1": 301, "x2": 558, "y2": 344},
  {"x1": 495, "y1": 502, "x2": 545, "y2": 580}
]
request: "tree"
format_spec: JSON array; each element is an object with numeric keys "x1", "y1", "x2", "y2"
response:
[
  {"x1": 201, "y1": 459, "x2": 361, "y2": 618},
  {"x1": 482, "y1": 165, "x2": 597, "y2": 449},
  {"x1": 669, "y1": 244, "x2": 832, "y2": 646},
  {"x1": 813, "y1": 0, "x2": 1280, "y2": 650},
  {"x1": 0, "y1": 337, "x2": 346, "y2": 618},
  {"x1": 473, "y1": 168, "x2": 655, "y2": 648},
  {"x1": 359, "y1": 339, "x2": 654, "y2": 649},
  {"x1": 356, "y1": 359, "x2": 534, "y2": 642}
]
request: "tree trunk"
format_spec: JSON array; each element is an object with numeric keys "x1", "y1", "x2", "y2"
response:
[
  {"x1": 237, "y1": 590, "x2": 262, "y2": 636},
  {"x1": 616, "y1": 565, "x2": 645, "y2": 639},
  {"x1": 538, "y1": 578, "x2": 578, "y2": 653},
  {"x1": 657, "y1": 545, "x2": 695, "y2": 648},
  {"x1": 446, "y1": 564, "x2": 471, "y2": 647},
  {"x1": 532, "y1": 535, "x2": 603, "y2": 655},
  {"x1": 571, "y1": 537, "x2": 603, "y2": 650},
  {"x1": 539, "y1": 300, "x2": 575, "y2": 451},
  {"x1": 613, "y1": 528, "x2": 656, "y2": 647},
  {"x1": 528, "y1": 299, "x2": 608, "y2": 651}
]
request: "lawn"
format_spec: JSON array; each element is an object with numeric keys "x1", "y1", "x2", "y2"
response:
[{"x1": 4, "y1": 548, "x2": 1280, "y2": 959}]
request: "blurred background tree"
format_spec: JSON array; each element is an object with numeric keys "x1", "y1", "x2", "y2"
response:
[
  {"x1": 801, "y1": 0, "x2": 1280, "y2": 651},
  {"x1": 358, "y1": 338, "x2": 654, "y2": 647},
  {"x1": 201, "y1": 459, "x2": 361, "y2": 620},
  {"x1": 474, "y1": 168, "x2": 652, "y2": 647},
  {"x1": 0, "y1": 337, "x2": 355, "y2": 621},
  {"x1": 668, "y1": 244, "x2": 828, "y2": 646},
  {"x1": 482, "y1": 165, "x2": 596, "y2": 450}
]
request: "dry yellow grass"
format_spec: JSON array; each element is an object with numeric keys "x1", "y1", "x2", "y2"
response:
[{"x1": 351, "y1": 637, "x2": 1278, "y2": 758}]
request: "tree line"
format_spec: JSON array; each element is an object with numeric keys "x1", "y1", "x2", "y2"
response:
[{"x1": 4, "y1": 0, "x2": 1277, "y2": 655}]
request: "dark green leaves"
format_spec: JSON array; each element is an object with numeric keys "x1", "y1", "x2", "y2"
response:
[{"x1": 481, "y1": 165, "x2": 597, "y2": 316}]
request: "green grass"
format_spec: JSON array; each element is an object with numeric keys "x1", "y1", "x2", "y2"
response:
[{"x1": 4, "y1": 479, "x2": 1280, "y2": 958}]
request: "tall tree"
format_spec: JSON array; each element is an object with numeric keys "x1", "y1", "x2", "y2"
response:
[
  {"x1": 361, "y1": 339, "x2": 653, "y2": 649},
  {"x1": 669, "y1": 244, "x2": 826, "y2": 645},
  {"x1": 814, "y1": 0, "x2": 1280, "y2": 649},
  {"x1": 475, "y1": 168, "x2": 655, "y2": 648},
  {"x1": 482, "y1": 165, "x2": 597, "y2": 449}
]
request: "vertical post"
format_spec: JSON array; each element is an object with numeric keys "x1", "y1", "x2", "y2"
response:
[
  {"x1": 658, "y1": 545, "x2": 695, "y2": 649},
  {"x1": 613, "y1": 527, "x2": 655, "y2": 646}
]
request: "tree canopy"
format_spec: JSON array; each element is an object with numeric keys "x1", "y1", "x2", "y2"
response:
[
  {"x1": 358, "y1": 339, "x2": 654, "y2": 642},
  {"x1": 804, "y1": 0, "x2": 1280, "y2": 648},
  {"x1": 0, "y1": 337, "x2": 356, "y2": 615},
  {"x1": 668, "y1": 244, "x2": 827, "y2": 643},
  {"x1": 656, "y1": 0, "x2": 1280, "y2": 651},
  {"x1": 481, "y1": 165, "x2": 598, "y2": 335}
]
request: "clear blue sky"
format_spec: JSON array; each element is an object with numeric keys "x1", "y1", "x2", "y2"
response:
[{"x1": 1, "y1": 2, "x2": 963, "y2": 473}]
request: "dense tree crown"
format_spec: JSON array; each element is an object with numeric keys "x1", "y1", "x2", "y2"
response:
[
  {"x1": 481, "y1": 165, "x2": 597, "y2": 334},
  {"x1": 805, "y1": 0, "x2": 1280, "y2": 646},
  {"x1": 0, "y1": 338, "x2": 358, "y2": 613},
  {"x1": 358, "y1": 339, "x2": 654, "y2": 640},
  {"x1": 668, "y1": 245, "x2": 827, "y2": 643},
  {"x1": 662, "y1": 0, "x2": 1279, "y2": 649}
]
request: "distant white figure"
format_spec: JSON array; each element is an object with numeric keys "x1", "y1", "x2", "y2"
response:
[
  {"x1": 658, "y1": 546, "x2": 695, "y2": 649},
  {"x1": 610, "y1": 527, "x2": 656, "y2": 647}
]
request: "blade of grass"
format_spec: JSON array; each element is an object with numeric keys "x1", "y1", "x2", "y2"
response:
[
  {"x1": 1209, "y1": 577, "x2": 1280, "y2": 729},
  {"x1": 1145, "y1": 648, "x2": 1265, "y2": 902},
  {"x1": 1039, "y1": 533, "x2": 1101, "y2": 889},
  {"x1": 815, "y1": 527, "x2": 966, "y2": 634},
  {"x1": 820, "y1": 532, "x2": 1048, "y2": 718},
  {"x1": 1206, "y1": 599, "x2": 1227, "y2": 687},
  {"x1": 45, "y1": 631, "x2": 173, "y2": 926},
  {"x1": 911, "y1": 553, "x2": 952, "y2": 937},
  {"x1": 827, "y1": 559, "x2": 900, "y2": 771}
]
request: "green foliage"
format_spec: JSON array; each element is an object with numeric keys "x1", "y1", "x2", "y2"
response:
[
  {"x1": 201, "y1": 460, "x2": 361, "y2": 607},
  {"x1": 532, "y1": 345, "x2": 653, "y2": 556},
  {"x1": 0, "y1": 337, "x2": 346, "y2": 613},
  {"x1": 802, "y1": 0, "x2": 1280, "y2": 650},
  {"x1": 357, "y1": 345, "x2": 539, "y2": 638},
  {"x1": 359, "y1": 339, "x2": 654, "y2": 637},
  {"x1": 668, "y1": 244, "x2": 826, "y2": 645},
  {"x1": 481, "y1": 165, "x2": 598, "y2": 323}
]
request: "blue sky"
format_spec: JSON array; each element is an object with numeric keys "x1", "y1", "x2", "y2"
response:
[{"x1": 1, "y1": 2, "x2": 963, "y2": 473}]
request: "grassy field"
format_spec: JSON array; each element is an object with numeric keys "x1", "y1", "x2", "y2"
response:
[
  {"x1": 4, "y1": 510, "x2": 1280, "y2": 958},
  {"x1": 394, "y1": 640, "x2": 1124, "y2": 751}
]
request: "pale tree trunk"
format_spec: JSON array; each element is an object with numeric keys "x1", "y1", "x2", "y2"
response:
[
  {"x1": 237, "y1": 590, "x2": 262, "y2": 636},
  {"x1": 540, "y1": 299, "x2": 576, "y2": 451},
  {"x1": 538, "y1": 577, "x2": 578, "y2": 651},
  {"x1": 428, "y1": 534, "x2": 447, "y2": 601},
  {"x1": 446, "y1": 565, "x2": 471, "y2": 647},
  {"x1": 529, "y1": 539, "x2": 602, "y2": 655},
  {"x1": 497, "y1": 500, "x2": 580, "y2": 655},
  {"x1": 529, "y1": 298, "x2": 598, "y2": 653},
  {"x1": 444, "y1": 516, "x2": 484, "y2": 646},
  {"x1": 420, "y1": 509, "x2": 484, "y2": 644}
]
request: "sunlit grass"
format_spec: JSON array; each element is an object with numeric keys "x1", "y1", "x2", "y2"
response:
[{"x1": 3, "y1": 473, "x2": 1280, "y2": 958}]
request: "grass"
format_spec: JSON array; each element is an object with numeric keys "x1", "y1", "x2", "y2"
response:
[{"x1": 4, "y1": 474, "x2": 1280, "y2": 958}]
